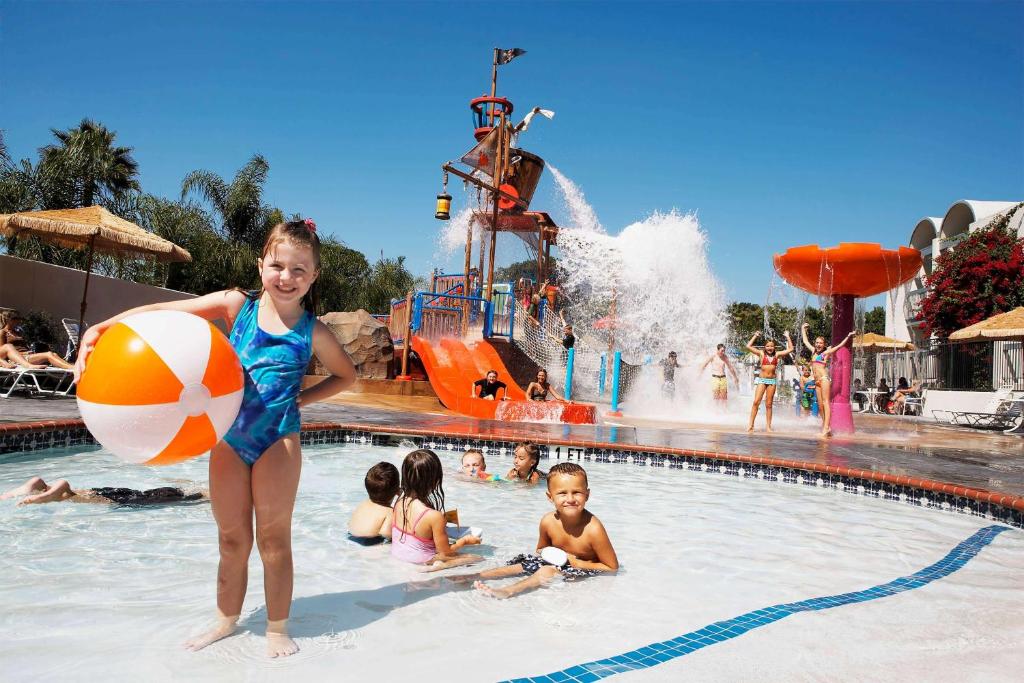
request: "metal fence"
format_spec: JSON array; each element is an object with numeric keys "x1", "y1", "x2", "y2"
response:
[{"x1": 863, "y1": 340, "x2": 1023, "y2": 391}]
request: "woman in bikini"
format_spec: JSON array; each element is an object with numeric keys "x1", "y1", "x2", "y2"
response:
[
  {"x1": 801, "y1": 323, "x2": 857, "y2": 436},
  {"x1": 746, "y1": 330, "x2": 794, "y2": 433},
  {"x1": 525, "y1": 368, "x2": 563, "y2": 402}
]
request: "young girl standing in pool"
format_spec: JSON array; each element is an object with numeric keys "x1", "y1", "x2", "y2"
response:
[
  {"x1": 745, "y1": 331, "x2": 794, "y2": 433},
  {"x1": 801, "y1": 323, "x2": 856, "y2": 437},
  {"x1": 75, "y1": 219, "x2": 356, "y2": 658},
  {"x1": 391, "y1": 449, "x2": 482, "y2": 570}
]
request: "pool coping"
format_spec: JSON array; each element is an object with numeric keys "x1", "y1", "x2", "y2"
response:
[{"x1": 2, "y1": 418, "x2": 1022, "y2": 527}]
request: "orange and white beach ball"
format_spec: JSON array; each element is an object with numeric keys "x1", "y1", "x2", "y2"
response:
[{"x1": 77, "y1": 310, "x2": 244, "y2": 465}]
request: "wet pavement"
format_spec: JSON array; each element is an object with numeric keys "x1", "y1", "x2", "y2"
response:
[{"x1": 2, "y1": 394, "x2": 1022, "y2": 497}]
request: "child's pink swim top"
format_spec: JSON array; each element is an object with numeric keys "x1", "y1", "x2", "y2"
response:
[{"x1": 391, "y1": 505, "x2": 437, "y2": 564}]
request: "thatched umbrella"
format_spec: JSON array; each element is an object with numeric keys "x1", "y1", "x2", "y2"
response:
[
  {"x1": 949, "y1": 307, "x2": 1024, "y2": 342},
  {"x1": 853, "y1": 332, "x2": 916, "y2": 351},
  {"x1": 0, "y1": 205, "x2": 192, "y2": 340}
]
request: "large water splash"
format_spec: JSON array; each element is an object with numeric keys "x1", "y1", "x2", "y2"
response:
[{"x1": 548, "y1": 168, "x2": 749, "y2": 420}]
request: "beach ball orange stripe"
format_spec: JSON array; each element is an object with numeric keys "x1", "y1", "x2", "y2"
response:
[{"x1": 77, "y1": 310, "x2": 244, "y2": 465}]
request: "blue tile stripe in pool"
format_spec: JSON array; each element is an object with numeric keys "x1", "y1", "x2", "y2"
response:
[{"x1": 504, "y1": 525, "x2": 1010, "y2": 683}]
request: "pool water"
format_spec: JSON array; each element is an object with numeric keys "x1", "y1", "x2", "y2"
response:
[{"x1": 1, "y1": 443, "x2": 1021, "y2": 681}]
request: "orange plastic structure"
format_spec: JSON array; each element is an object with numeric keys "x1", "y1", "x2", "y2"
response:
[
  {"x1": 773, "y1": 243, "x2": 921, "y2": 297},
  {"x1": 410, "y1": 336, "x2": 596, "y2": 424}
]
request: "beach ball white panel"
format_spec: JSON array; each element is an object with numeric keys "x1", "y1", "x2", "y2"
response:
[
  {"x1": 78, "y1": 399, "x2": 186, "y2": 464},
  {"x1": 206, "y1": 389, "x2": 245, "y2": 439},
  {"x1": 120, "y1": 310, "x2": 213, "y2": 386}
]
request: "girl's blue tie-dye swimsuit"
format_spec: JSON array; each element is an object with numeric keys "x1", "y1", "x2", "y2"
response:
[{"x1": 224, "y1": 295, "x2": 315, "y2": 466}]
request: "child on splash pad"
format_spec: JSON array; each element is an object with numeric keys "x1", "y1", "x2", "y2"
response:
[
  {"x1": 348, "y1": 462, "x2": 400, "y2": 545},
  {"x1": 76, "y1": 219, "x2": 357, "y2": 658},
  {"x1": 391, "y1": 449, "x2": 482, "y2": 571},
  {"x1": 800, "y1": 323, "x2": 857, "y2": 437},
  {"x1": 506, "y1": 441, "x2": 545, "y2": 484},
  {"x1": 464, "y1": 462, "x2": 618, "y2": 599},
  {"x1": 745, "y1": 330, "x2": 795, "y2": 433}
]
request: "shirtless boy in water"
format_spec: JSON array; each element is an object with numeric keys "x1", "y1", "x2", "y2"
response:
[
  {"x1": 700, "y1": 343, "x2": 739, "y2": 403},
  {"x1": 458, "y1": 462, "x2": 618, "y2": 599},
  {"x1": 2, "y1": 476, "x2": 207, "y2": 505}
]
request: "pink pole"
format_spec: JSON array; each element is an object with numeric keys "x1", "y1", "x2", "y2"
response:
[{"x1": 830, "y1": 294, "x2": 855, "y2": 433}]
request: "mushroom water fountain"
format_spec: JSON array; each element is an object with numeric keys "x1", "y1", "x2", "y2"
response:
[{"x1": 773, "y1": 243, "x2": 922, "y2": 434}]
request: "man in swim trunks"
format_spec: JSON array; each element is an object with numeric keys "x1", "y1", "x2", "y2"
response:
[
  {"x1": 700, "y1": 343, "x2": 738, "y2": 403},
  {"x1": 471, "y1": 370, "x2": 507, "y2": 400},
  {"x1": 1, "y1": 476, "x2": 207, "y2": 506}
]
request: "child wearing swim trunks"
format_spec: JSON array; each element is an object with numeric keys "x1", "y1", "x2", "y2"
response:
[
  {"x1": 468, "y1": 462, "x2": 618, "y2": 599},
  {"x1": 77, "y1": 219, "x2": 357, "y2": 658},
  {"x1": 348, "y1": 462, "x2": 400, "y2": 545},
  {"x1": 391, "y1": 449, "x2": 482, "y2": 571},
  {"x1": 506, "y1": 441, "x2": 544, "y2": 484}
]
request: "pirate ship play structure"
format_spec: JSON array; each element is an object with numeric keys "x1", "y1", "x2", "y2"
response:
[{"x1": 388, "y1": 48, "x2": 597, "y2": 424}]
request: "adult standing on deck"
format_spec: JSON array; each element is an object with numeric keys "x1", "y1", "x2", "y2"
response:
[{"x1": 700, "y1": 343, "x2": 738, "y2": 404}]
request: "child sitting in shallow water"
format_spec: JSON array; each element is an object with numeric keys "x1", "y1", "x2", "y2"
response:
[
  {"x1": 391, "y1": 449, "x2": 482, "y2": 571},
  {"x1": 2, "y1": 476, "x2": 206, "y2": 506},
  {"x1": 461, "y1": 449, "x2": 500, "y2": 481},
  {"x1": 348, "y1": 462, "x2": 399, "y2": 545},
  {"x1": 506, "y1": 442, "x2": 544, "y2": 484},
  {"x1": 463, "y1": 462, "x2": 618, "y2": 599}
]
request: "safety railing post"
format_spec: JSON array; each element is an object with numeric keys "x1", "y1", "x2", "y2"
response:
[
  {"x1": 483, "y1": 300, "x2": 493, "y2": 338},
  {"x1": 599, "y1": 352, "x2": 607, "y2": 395},
  {"x1": 608, "y1": 351, "x2": 623, "y2": 416},
  {"x1": 565, "y1": 348, "x2": 575, "y2": 401},
  {"x1": 397, "y1": 290, "x2": 414, "y2": 381}
]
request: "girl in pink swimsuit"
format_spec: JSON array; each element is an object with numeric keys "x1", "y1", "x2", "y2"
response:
[
  {"x1": 392, "y1": 449, "x2": 483, "y2": 569},
  {"x1": 745, "y1": 331, "x2": 795, "y2": 433}
]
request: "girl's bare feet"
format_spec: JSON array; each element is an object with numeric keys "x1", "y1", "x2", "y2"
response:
[
  {"x1": 266, "y1": 619, "x2": 299, "y2": 658},
  {"x1": 184, "y1": 613, "x2": 239, "y2": 652},
  {"x1": 1, "y1": 476, "x2": 45, "y2": 500}
]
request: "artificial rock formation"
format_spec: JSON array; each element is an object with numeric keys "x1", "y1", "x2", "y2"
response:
[{"x1": 311, "y1": 309, "x2": 394, "y2": 379}]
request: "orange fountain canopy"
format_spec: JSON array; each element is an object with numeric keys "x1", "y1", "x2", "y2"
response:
[{"x1": 773, "y1": 243, "x2": 922, "y2": 297}]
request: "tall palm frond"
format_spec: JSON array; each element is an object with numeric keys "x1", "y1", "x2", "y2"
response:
[{"x1": 39, "y1": 118, "x2": 140, "y2": 208}]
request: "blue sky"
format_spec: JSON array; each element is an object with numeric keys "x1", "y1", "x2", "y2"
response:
[{"x1": 2, "y1": 1, "x2": 1021, "y2": 304}]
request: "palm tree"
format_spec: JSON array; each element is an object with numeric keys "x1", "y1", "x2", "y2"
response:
[
  {"x1": 181, "y1": 154, "x2": 275, "y2": 248},
  {"x1": 39, "y1": 118, "x2": 139, "y2": 208}
]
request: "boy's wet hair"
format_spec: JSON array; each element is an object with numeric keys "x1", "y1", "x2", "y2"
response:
[
  {"x1": 547, "y1": 461, "x2": 588, "y2": 488},
  {"x1": 716, "y1": 343, "x2": 725, "y2": 350},
  {"x1": 259, "y1": 220, "x2": 322, "y2": 314},
  {"x1": 398, "y1": 448, "x2": 445, "y2": 513},
  {"x1": 364, "y1": 461, "x2": 400, "y2": 505},
  {"x1": 462, "y1": 448, "x2": 486, "y2": 470}
]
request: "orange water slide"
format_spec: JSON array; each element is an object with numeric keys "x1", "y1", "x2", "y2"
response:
[{"x1": 410, "y1": 336, "x2": 596, "y2": 423}]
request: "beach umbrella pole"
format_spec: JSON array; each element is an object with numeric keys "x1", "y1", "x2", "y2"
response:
[{"x1": 76, "y1": 234, "x2": 97, "y2": 355}]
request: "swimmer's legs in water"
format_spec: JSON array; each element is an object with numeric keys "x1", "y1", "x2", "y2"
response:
[
  {"x1": 1, "y1": 476, "x2": 47, "y2": 499},
  {"x1": 183, "y1": 611, "x2": 239, "y2": 652},
  {"x1": 448, "y1": 563, "x2": 523, "y2": 584},
  {"x1": 475, "y1": 564, "x2": 561, "y2": 599}
]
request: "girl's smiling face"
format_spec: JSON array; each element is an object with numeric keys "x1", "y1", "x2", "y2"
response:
[
  {"x1": 259, "y1": 240, "x2": 318, "y2": 307},
  {"x1": 814, "y1": 337, "x2": 826, "y2": 352}
]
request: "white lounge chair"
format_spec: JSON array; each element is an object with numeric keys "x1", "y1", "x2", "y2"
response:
[
  {"x1": 0, "y1": 366, "x2": 75, "y2": 398},
  {"x1": 932, "y1": 387, "x2": 1022, "y2": 429}
]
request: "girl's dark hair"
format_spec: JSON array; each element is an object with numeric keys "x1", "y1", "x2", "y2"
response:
[
  {"x1": 512, "y1": 441, "x2": 542, "y2": 481},
  {"x1": 258, "y1": 220, "x2": 322, "y2": 314},
  {"x1": 537, "y1": 368, "x2": 549, "y2": 389},
  {"x1": 397, "y1": 449, "x2": 445, "y2": 525}
]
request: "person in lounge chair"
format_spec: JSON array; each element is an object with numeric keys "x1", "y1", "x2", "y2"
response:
[{"x1": 0, "y1": 311, "x2": 73, "y2": 370}]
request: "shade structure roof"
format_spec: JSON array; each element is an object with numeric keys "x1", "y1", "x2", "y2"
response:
[
  {"x1": 0, "y1": 205, "x2": 191, "y2": 262},
  {"x1": 853, "y1": 332, "x2": 916, "y2": 351},
  {"x1": 949, "y1": 307, "x2": 1024, "y2": 342},
  {"x1": 773, "y1": 243, "x2": 921, "y2": 297}
]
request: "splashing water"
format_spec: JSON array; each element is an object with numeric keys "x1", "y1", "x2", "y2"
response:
[{"x1": 549, "y1": 166, "x2": 604, "y2": 234}]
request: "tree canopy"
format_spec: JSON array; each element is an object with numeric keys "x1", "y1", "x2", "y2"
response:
[{"x1": 1, "y1": 123, "x2": 412, "y2": 314}]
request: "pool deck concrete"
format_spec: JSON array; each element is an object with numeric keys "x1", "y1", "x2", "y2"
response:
[{"x1": 2, "y1": 392, "x2": 1023, "y2": 500}]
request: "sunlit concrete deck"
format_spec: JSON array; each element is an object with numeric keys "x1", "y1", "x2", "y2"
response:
[{"x1": 2, "y1": 392, "x2": 1022, "y2": 500}]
